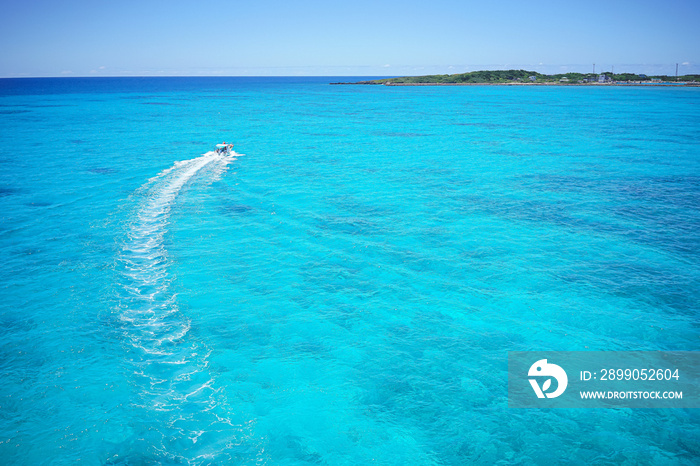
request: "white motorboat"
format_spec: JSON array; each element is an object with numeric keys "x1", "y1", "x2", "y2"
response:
[{"x1": 215, "y1": 143, "x2": 234, "y2": 156}]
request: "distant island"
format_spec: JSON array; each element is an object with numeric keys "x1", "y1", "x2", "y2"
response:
[{"x1": 333, "y1": 70, "x2": 700, "y2": 86}]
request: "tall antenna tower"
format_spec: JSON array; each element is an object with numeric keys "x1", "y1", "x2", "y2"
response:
[
  {"x1": 676, "y1": 63, "x2": 679, "y2": 79},
  {"x1": 593, "y1": 63, "x2": 595, "y2": 74}
]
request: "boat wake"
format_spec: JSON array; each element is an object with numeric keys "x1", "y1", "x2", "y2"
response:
[{"x1": 113, "y1": 151, "x2": 257, "y2": 463}]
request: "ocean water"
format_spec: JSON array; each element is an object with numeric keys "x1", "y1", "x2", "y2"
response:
[{"x1": 0, "y1": 77, "x2": 698, "y2": 464}]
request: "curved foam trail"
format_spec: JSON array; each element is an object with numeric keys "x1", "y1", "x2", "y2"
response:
[{"x1": 116, "y1": 152, "x2": 261, "y2": 462}]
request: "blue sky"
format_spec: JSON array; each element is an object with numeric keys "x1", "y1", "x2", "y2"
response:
[{"x1": 1, "y1": 0, "x2": 698, "y2": 77}]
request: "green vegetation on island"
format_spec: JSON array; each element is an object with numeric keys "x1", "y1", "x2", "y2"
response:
[{"x1": 350, "y1": 70, "x2": 700, "y2": 85}]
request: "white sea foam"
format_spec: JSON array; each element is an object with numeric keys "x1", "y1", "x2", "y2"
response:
[{"x1": 115, "y1": 152, "x2": 255, "y2": 462}]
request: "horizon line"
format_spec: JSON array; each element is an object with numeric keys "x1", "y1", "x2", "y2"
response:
[
  {"x1": 2, "y1": 63, "x2": 695, "y2": 79},
  {"x1": 2, "y1": 71, "x2": 696, "y2": 79}
]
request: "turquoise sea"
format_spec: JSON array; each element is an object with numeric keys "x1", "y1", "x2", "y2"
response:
[{"x1": 0, "y1": 77, "x2": 698, "y2": 464}]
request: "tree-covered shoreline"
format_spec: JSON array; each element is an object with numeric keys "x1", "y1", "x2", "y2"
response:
[{"x1": 342, "y1": 70, "x2": 700, "y2": 85}]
